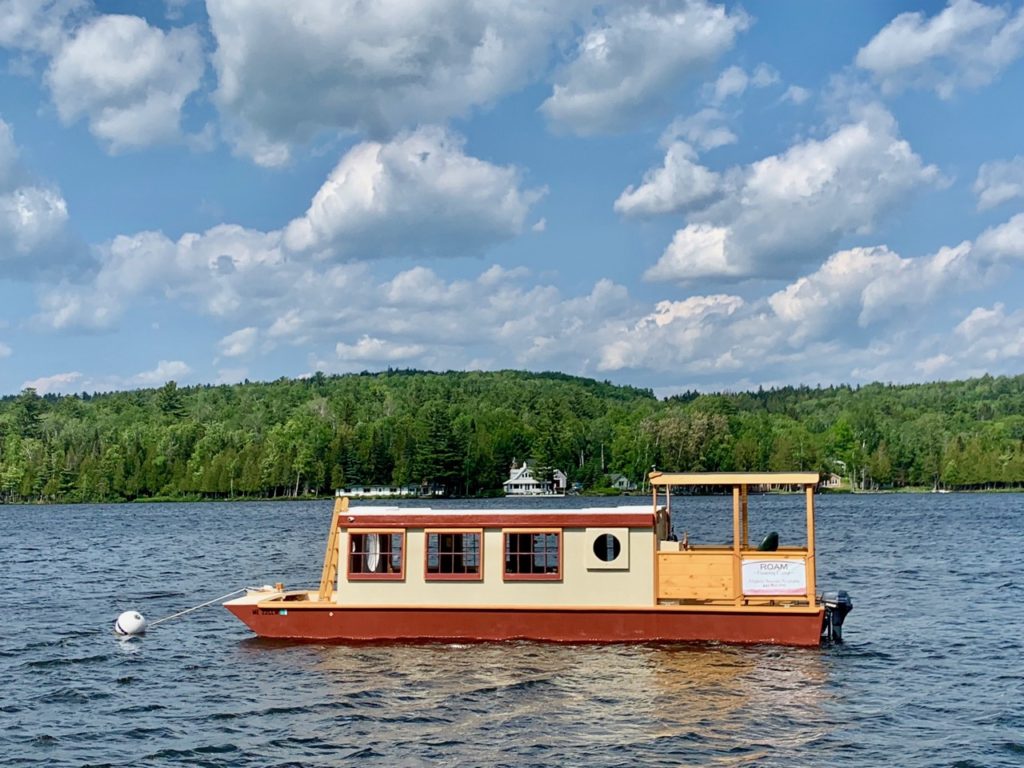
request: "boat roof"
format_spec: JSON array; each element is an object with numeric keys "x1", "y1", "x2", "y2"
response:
[
  {"x1": 649, "y1": 471, "x2": 819, "y2": 486},
  {"x1": 339, "y1": 505, "x2": 654, "y2": 529}
]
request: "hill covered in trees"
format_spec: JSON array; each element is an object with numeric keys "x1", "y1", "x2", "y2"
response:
[{"x1": 2, "y1": 369, "x2": 1024, "y2": 503}]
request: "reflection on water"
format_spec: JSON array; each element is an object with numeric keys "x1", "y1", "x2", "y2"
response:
[
  {"x1": 226, "y1": 640, "x2": 834, "y2": 766},
  {"x1": 1, "y1": 495, "x2": 1023, "y2": 766}
]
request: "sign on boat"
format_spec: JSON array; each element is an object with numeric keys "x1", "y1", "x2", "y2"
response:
[{"x1": 224, "y1": 472, "x2": 853, "y2": 646}]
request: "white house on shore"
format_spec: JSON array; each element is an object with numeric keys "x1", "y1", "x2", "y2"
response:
[
  {"x1": 607, "y1": 473, "x2": 637, "y2": 492},
  {"x1": 820, "y1": 472, "x2": 843, "y2": 489},
  {"x1": 503, "y1": 461, "x2": 567, "y2": 496}
]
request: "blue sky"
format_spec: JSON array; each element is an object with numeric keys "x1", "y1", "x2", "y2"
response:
[{"x1": 2, "y1": 0, "x2": 1024, "y2": 397}]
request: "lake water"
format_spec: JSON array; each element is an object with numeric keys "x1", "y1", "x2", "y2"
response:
[{"x1": 2, "y1": 494, "x2": 1022, "y2": 767}]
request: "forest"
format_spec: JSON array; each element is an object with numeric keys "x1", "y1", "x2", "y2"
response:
[{"x1": 2, "y1": 369, "x2": 1024, "y2": 503}]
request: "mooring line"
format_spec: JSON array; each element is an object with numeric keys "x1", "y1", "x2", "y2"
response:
[{"x1": 148, "y1": 588, "x2": 248, "y2": 627}]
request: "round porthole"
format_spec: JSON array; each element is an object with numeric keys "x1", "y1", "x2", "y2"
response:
[{"x1": 593, "y1": 533, "x2": 621, "y2": 562}]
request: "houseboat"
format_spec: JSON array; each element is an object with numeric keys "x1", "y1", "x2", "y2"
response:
[{"x1": 225, "y1": 472, "x2": 852, "y2": 646}]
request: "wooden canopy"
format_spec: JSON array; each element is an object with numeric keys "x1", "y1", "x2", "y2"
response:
[
  {"x1": 649, "y1": 470, "x2": 820, "y2": 605},
  {"x1": 649, "y1": 471, "x2": 819, "y2": 486}
]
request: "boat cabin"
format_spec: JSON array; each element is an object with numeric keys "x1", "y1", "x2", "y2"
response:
[{"x1": 316, "y1": 505, "x2": 656, "y2": 607}]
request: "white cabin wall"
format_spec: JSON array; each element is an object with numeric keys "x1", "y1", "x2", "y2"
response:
[{"x1": 336, "y1": 528, "x2": 654, "y2": 607}]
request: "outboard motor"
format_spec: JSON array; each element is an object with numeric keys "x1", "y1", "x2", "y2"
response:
[{"x1": 821, "y1": 590, "x2": 853, "y2": 643}]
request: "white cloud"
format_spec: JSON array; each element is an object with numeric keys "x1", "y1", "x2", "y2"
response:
[
  {"x1": 0, "y1": 118, "x2": 79, "y2": 280},
  {"x1": 599, "y1": 294, "x2": 744, "y2": 371},
  {"x1": 711, "y1": 65, "x2": 748, "y2": 102},
  {"x1": 35, "y1": 125, "x2": 543, "y2": 332},
  {"x1": 915, "y1": 353, "x2": 954, "y2": 376},
  {"x1": 22, "y1": 371, "x2": 82, "y2": 394},
  {"x1": 46, "y1": 14, "x2": 204, "y2": 151},
  {"x1": 781, "y1": 85, "x2": 810, "y2": 105},
  {"x1": 643, "y1": 224, "x2": 735, "y2": 280},
  {"x1": 31, "y1": 215, "x2": 1024, "y2": 392},
  {"x1": 37, "y1": 224, "x2": 290, "y2": 330},
  {"x1": 591, "y1": 207, "x2": 1024, "y2": 385},
  {"x1": 215, "y1": 367, "x2": 249, "y2": 385},
  {"x1": 708, "y1": 63, "x2": 778, "y2": 103},
  {"x1": 974, "y1": 156, "x2": 1024, "y2": 210},
  {"x1": 253, "y1": 266, "x2": 634, "y2": 377},
  {"x1": 541, "y1": 2, "x2": 749, "y2": 134},
  {"x1": 284, "y1": 126, "x2": 543, "y2": 259},
  {"x1": 757, "y1": 210, "x2": 1024, "y2": 354},
  {"x1": 975, "y1": 212, "x2": 1024, "y2": 260},
  {"x1": 766, "y1": 242, "x2": 974, "y2": 344},
  {"x1": 0, "y1": 120, "x2": 16, "y2": 183},
  {"x1": 634, "y1": 104, "x2": 938, "y2": 280},
  {"x1": 955, "y1": 304, "x2": 1009, "y2": 343},
  {"x1": 614, "y1": 142, "x2": 720, "y2": 216},
  {"x1": 659, "y1": 109, "x2": 737, "y2": 151},
  {"x1": 858, "y1": 242, "x2": 974, "y2": 324},
  {"x1": 0, "y1": 341, "x2": 11, "y2": 358},
  {"x1": 218, "y1": 326, "x2": 258, "y2": 357},
  {"x1": 208, "y1": 0, "x2": 580, "y2": 165},
  {"x1": 384, "y1": 266, "x2": 464, "y2": 308},
  {"x1": 132, "y1": 359, "x2": 190, "y2": 386},
  {"x1": 768, "y1": 246, "x2": 902, "y2": 329},
  {"x1": 164, "y1": 0, "x2": 189, "y2": 21},
  {"x1": 856, "y1": 0, "x2": 1024, "y2": 98},
  {"x1": 0, "y1": 186, "x2": 69, "y2": 259},
  {"x1": 750, "y1": 63, "x2": 780, "y2": 88},
  {"x1": 531, "y1": 218, "x2": 547, "y2": 233},
  {"x1": 478, "y1": 264, "x2": 529, "y2": 286},
  {"x1": 21, "y1": 361, "x2": 192, "y2": 394},
  {"x1": 953, "y1": 303, "x2": 1024, "y2": 364},
  {"x1": 336, "y1": 335, "x2": 427, "y2": 363},
  {"x1": 0, "y1": 0, "x2": 85, "y2": 55}
]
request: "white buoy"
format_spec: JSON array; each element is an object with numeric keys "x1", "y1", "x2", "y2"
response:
[
  {"x1": 110, "y1": 588, "x2": 246, "y2": 637},
  {"x1": 114, "y1": 610, "x2": 147, "y2": 636}
]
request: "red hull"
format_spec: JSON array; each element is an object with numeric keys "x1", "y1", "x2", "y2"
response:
[{"x1": 226, "y1": 604, "x2": 825, "y2": 647}]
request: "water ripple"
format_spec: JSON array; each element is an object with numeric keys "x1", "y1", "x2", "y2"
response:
[{"x1": 1, "y1": 495, "x2": 1022, "y2": 766}]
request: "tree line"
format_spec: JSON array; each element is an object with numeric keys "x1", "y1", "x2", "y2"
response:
[{"x1": 2, "y1": 369, "x2": 1024, "y2": 504}]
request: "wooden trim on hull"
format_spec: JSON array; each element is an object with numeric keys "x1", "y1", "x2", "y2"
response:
[{"x1": 225, "y1": 604, "x2": 824, "y2": 647}]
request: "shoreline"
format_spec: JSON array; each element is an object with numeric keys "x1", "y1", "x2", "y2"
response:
[{"x1": 3, "y1": 486, "x2": 1024, "y2": 506}]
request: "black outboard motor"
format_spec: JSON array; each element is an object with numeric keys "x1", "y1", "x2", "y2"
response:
[{"x1": 821, "y1": 590, "x2": 853, "y2": 642}]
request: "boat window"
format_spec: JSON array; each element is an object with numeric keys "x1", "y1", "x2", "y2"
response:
[
  {"x1": 348, "y1": 531, "x2": 405, "y2": 580},
  {"x1": 425, "y1": 530, "x2": 482, "y2": 580},
  {"x1": 503, "y1": 530, "x2": 561, "y2": 580},
  {"x1": 592, "y1": 533, "x2": 622, "y2": 562}
]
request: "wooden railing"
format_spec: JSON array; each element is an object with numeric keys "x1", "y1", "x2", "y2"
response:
[{"x1": 657, "y1": 546, "x2": 812, "y2": 604}]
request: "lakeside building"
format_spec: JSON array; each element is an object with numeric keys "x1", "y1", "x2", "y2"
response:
[
  {"x1": 504, "y1": 461, "x2": 567, "y2": 496},
  {"x1": 335, "y1": 484, "x2": 420, "y2": 498}
]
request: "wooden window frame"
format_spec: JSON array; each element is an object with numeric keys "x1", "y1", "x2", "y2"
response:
[
  {"x1": 424, "y1": 528, "x2": 484, "y2": 582},
  {"x1": 346, "y1": 529, "x2": 406, "y2": 581},
  {"x1": 502, "y1": 528, "x2": 563, "y2": 581}
]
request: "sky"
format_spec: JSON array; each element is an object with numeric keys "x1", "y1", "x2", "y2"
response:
[{"x1": 2, "y1": 0, "x2": 1024, "y2": 398}]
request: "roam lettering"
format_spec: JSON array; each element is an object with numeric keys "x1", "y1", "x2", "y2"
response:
[{"x1": 758, "y1": 562, "x2": 790, "y2": 572}]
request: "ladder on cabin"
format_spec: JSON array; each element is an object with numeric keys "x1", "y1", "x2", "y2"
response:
[{"x1": 318, "y1": 496, "x2": 348, "y2": 601}]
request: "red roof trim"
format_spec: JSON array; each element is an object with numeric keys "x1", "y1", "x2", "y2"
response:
[{"x1": 340, "y1": 513, "x2": 653, "y2": 529}]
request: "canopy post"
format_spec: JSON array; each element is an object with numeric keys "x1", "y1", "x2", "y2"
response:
[
  {"x1": 741, "y1": 484, "x2": 749, "y2": 550},
  {"x1": 732, "y1": 485, "x2": 742, "y2": 604},
  {"x1": 805, "y1": 484, "x2": 817, "y2": 603}
]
